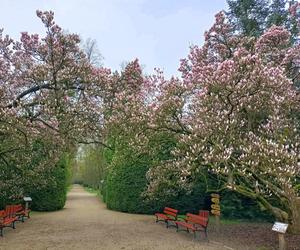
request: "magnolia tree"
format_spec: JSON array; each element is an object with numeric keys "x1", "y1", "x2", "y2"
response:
[
  {"x1": 104, "y1": 59, "x2": 163, "y2": 161},
  {"x1": 145, "y1": 12, "x2": 300, "y2": 233},
  {"x1": 0, "y1": 11, "x2": 112, "y2": 201}
]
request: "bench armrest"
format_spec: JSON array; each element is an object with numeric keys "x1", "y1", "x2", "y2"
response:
[
  {"x1": 0, "y1": 213, "x2": 4, "y2": 223},
  {"x1": 0, "y1": 210, "x2": 5, "y2": 218}
]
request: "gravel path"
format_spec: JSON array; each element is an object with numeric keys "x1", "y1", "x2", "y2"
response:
[{"x1": 0, "y1": 185, "x2": 231, "y2": 250}]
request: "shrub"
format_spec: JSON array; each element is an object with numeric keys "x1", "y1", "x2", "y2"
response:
[
  {"x1": 145, "y1": 175, "x2": 208, "y2": 214},
  {"x1": 220, "y1": 191, "x2": 274, "y2": 221},
  {"x1": 103, "y1": 145, "x2": 209, "y2": 214},
  {"x1": 104, "y1": 151, "x2": 150, "y2": 213},
  {"x1": 0, "y1": 139, "x2": 71, "y2": 211},
  {"x1": 29, "y1": 153, "x2": 70, "y2": 211}
]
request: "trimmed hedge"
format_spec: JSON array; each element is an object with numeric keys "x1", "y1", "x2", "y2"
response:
[
  {"x1": 99, "y1": 133, "x2": 275, "y2": 221},
  {"x1": 29, "y1": 154, "x2": 69, "y2": 211},
  {"x1": 104, "y1": 152, "x2": 150, "y2": 213},
  {"x1": 103, "y1": 146, "x2": 208, "y2": 214},
  {"x1": 30, "y1": 154, "x2": 70, "y2": 211},
  {"x1": 104, "y1": 162, "x2": 208, "y2": 214},
  {"x1": 0, "y1": 138, "x2": 72, "y2": 212},
  {"x1": 103, "y1": 160, "x2": 275, "y2": 221}
]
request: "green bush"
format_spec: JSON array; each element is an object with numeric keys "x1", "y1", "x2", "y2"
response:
[
  {"x1": 102, "y1": 131, "x2": 209, "y2": 214},
  {"x1": 103, "y1": 145, "x2": 208, "y2": 214},
  {"x1": 29, "y1": 153, "x2": 70, "y2": 211},
  {"x1": 104, "y1": 151, "x2": 151, "y2": 213},
  {"x1": 0, "y1": 137, "x2": 72, "y2": 212},
  {"x1": 144, "y1": 175, "x2": 208, "y2": 214},
  {"x1": 97, "y1": 130, "x2": 276, "y2": 221},
  {"x1": 101, "y1": 142, "x2": 276, "y2": 220},
  {"x1": 220, "y1": 191, "x2": 274, "y2": 221}
]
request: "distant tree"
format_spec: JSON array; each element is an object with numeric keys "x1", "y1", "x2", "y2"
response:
[
  {"x1": 227, "y1": 0, "x2": 270, "y2": 37},
  {"x1": 267, "y1": 0, "x2": 288, "y2": 27},
  {"x1": 227, "y1": 0, "x2": 300, "y2": 40},
  {"x1": 82, "y1": 38, "x2": 104, "y2": 66},
  {"x1": 120, "y1": 60, "x2": 130, "y2": 71},
  {"x1": 75, "y1": 145, "x2": 107, "y2": 189},
  {"x1": 267, "y1": 0, "x2": 300, "y2": 42}
]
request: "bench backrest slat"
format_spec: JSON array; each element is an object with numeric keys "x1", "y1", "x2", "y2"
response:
[
  {"x1": 164, "y1": 207, "x2": 178, "y2": 218},
  {"x1": 14, "y1": 204, "x2": 23, "y2": 212},
  {"x1": 5, "y1": 205, "x2": 17, "y2": 218}
]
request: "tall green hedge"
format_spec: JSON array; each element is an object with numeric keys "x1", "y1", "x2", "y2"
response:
[
  {"x1": 103, "y1": 158, "x2": 275, "y2": 220},
  {"x1": 104, "y1": 161, "x2": 208, "y2": 214},
  {"x1": 104, "y1": 151, "x2": 150, "y2": 213},
  {"x1": 30, "y1": 154, "x2": 70, "y2": 211},
  {"x1": 103, "y1": 145, "x2": 208, "y2": 214},
  {"x1": 96, "y1": 132, "x2": 275, "y2": 221},
  {"x1": 0, "y1": 138, "x2": 72, "y2": 211}
]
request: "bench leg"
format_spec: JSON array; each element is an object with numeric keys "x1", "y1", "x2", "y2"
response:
[
  {"x1": 0, "y1": 228, "x2": 3, "y2": 237},
  {"x1": 156, "y1": 217, "x2": 166, "y2": 224},
  {"x1": 12, "y1": 221, "x2": 16, "y2": 229},
  {"x1": 166, "y1": 220, "x2": 169, "y2": 228},
  {"x1": 176, "y1": 226, "x2": 189, "y2": 233},
  {"x1": 16, "y1": 215, "x2": 24, "y2": 223},
  {"x1": 204, "y1": 229, "x2": 209, "y2": 242}
]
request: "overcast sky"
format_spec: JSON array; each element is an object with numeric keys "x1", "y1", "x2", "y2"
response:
[{"x1": 0, "y1": 0, "x2": 227, "y2": 77}]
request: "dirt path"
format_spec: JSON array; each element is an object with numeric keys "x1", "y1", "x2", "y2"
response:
[{"x1": 0, "y1": 185, "x2": 232, "y2": 250}]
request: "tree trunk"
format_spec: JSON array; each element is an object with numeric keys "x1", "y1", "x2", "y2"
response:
[{"x1": 288, "y1": 197, "x2": 300, "y2": 234}]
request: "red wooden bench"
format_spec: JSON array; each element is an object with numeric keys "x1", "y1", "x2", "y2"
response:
[
  {"x1": 155, "y1": 207, "x2": 178, "y2": 228},
  {"x1": 199, "y1": 210, "x2": 209, "y2": 219},
  {"x1": 175, "y1": 213, "x2": 208, "y2": 239},
  {"x1": 0, "y1": 205, "x2": 18, "y2": 236},
  {"x1": 14, "y1": 204, "x2": 31, "y2": 222}
]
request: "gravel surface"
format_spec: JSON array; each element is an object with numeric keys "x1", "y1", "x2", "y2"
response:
[
  {"x1": 1, "y1": 185, "x2": 299, "y2": 250},
  {"x1": 0, "y1": 185, "x2": 229, "y2": 250},
  {"x1": 209, "y1": 223, "x2": 300, "y2": 250}
]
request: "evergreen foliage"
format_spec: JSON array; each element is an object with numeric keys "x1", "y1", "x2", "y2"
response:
[
  {"x1": 30, "y1": 153, "x2": 71, "y2": 211},
  {"x1": 227, "y1": 0, "x2": 269, "y2": 36},
  {"x1": 227, "y1": 0, "x2": 299, "y2": 40}
]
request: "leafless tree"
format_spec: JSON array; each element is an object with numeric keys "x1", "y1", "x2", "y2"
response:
[{"x1": 82, "y1": 38, "x2": 104, "y2": 66}]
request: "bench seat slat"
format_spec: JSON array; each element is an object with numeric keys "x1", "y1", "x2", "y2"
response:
[
  {"x1": 155, "y1": 213, "x2": 174, "y2": 221},
  {"x1": 176, "y1": 221, "x2": 196, "y2": 231}
]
